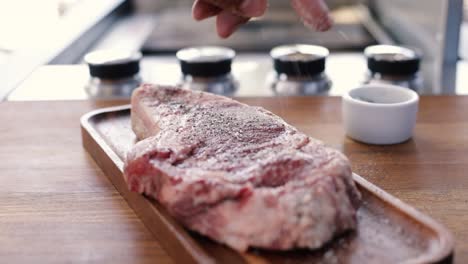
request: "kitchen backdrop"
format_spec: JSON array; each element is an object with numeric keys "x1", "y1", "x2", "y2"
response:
[{"x1": 1, "y1": 0, "x2": 467, "y2": 100}]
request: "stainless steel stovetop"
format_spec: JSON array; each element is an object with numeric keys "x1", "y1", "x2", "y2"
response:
[
  {"x1": 6, "y1": 2, "x2": 467, "y2": 101},
  {"x1": 8, "y1": 53, "x2": 367, "y2": 100},
  {"x1": 142, "y1": 8, "x2": 376, "y2": 54}
]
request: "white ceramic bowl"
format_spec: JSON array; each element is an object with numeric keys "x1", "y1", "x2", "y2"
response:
[{"x1": 342, "y1": 84, "x2": 419, "y2": 145}]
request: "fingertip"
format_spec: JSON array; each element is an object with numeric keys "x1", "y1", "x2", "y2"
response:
[
  {"x1": 192, "y1": 9, "x2": 204, "y2": 21},
  {"x1": 192, "y1": 0, "x2": 202, "y2": 20},
  {"x1": 216, "y1": 15, "x2": 234, "y2": 38},
  {"x1": 313, "y1": 14, "x2": 333, "y2": 32},
  {"x1": 217, "y1": 27, "x2": 232, "y2": 39},
  {"x1": 216, "y1": 11, "x2": 249, "y2": 38},
  {"x1": 192, "y1": 0, "x2": 222, "y2": 21}
]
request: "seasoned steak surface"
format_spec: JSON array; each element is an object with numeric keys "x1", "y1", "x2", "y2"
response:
[{"x1": 124, "y1": 84, "x2": 361, "y2": 251}]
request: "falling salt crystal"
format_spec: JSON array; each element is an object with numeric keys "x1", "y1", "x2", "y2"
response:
[
  {"x1": 302, "y1": 194, "x2": 312, "y2": 203},
  {"x1": 381, "y1": 218, "x2": 390, "y2": 225},
  {"x1": 406, "y1": 237, "x2": 415, "y2": 245},
  {"x1": 395, "y1": 226, "x2": 403, "y2": 234},
  {"x1": 324, "y1": 249, "x2": 338, "y2": 264}
]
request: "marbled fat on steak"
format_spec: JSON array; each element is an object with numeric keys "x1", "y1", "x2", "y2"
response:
[{"x1": 124, "y1": 84, "x2": 361, "y2": 251}]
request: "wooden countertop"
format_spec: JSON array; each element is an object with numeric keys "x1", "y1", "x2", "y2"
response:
[{"x1": 1, "y1": 97, "x2": 467, "y2": 263}]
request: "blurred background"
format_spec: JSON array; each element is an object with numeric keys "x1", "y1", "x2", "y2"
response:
[{"x1": 0, "y1": 0, "x2": 466, "y2": 100}]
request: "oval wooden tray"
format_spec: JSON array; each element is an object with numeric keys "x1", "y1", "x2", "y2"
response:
[{"x1": 81, "y1": 105, "x2": 454, "y2": 264}]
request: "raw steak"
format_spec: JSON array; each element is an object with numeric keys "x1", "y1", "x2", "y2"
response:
[{"x1": 124, "y1": 84, "x2": 361, "y2": 251}]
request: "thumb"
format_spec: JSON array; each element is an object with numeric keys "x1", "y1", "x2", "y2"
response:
[{"x1": 290, "y1": 0, "x2": 333, "y2": 31}]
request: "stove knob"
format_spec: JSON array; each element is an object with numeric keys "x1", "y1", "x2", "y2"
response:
[
  {"x1": 84, "y1": 49, "x2": 142, "y2": 98},
  {"x1": 85, "y1": 49, "x2": 142, "y2": 79},
  {"x1": 365, "y1": 45, "x2": 420, "y2": 76},
  {"x1": 270, "y1": 44, "x2": 329, "y2": 77},
  {"x1": 176, "y1": 46, "x2": 237, "y2": 95},
  {"x1": 364, "y1": 45, "x2": 422, "y2": 91},
  {"x1": 176, "y1": 46, "x2": 235, "y2": 77},
  {"x1": 270, "y1": 44, "x2": 331, "y2": 95}
]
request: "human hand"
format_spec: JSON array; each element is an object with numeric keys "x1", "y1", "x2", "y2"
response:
[{"x1": 192, "y1": 0, "x2": 333, "y2": 38}]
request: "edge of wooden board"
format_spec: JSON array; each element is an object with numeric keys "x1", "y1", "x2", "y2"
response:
[{"x1": 80, "y1": 105, "x2": 454, "y2": 264}]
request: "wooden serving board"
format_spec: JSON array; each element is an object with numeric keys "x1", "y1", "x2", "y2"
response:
[{"x1": 81, "y1": 105, "x2": 454, "y2": 264}]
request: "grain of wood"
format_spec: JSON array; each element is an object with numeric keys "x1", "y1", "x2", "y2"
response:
[
  {"x1": 1, "y1": 96, "x2": 467, "y2": 263},
  {"x1": 0, "y1": 100, "x2": 173, "y2": 264}
]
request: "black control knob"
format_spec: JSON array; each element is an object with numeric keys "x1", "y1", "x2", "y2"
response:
[
  {"x1": 365, "y1": 45, "x2": 420, "y2": 76},
  {"x1": 270, "y1": 44, "x2": 329, "y2": 77},
  {"x1": 84, "y1": 49, "x2": 142, "y2": 79},
  {"x1": 176, "y1": 46, "x2": 235, "y2": 78}
]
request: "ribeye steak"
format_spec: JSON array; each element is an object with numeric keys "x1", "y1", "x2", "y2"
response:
[{"x1": 124, "y1": 84, "x2": 361, "y2": 251}]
